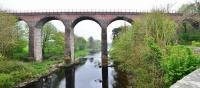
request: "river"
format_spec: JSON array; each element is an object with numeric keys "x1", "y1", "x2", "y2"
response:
[{"x1": 22, "y1": 52, "x2": 126, "y2": 88}]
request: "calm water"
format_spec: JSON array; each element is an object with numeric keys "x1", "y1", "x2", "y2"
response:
[{"x1": 21, "y1": 52, "x2": 120, "y2": 88}]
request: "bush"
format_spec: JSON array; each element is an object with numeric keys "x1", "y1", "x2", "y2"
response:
[
  {"x1": 0, "y1": 53, "x2": 6, "y2": 61},
  {"x1": 192, "y1": 41, "x2": 200, "y2": 47},
  {"x1": 0, "y1": 74, "x2": 14, "y2": 88},
  {"x1": 0, "y1": 60, "x2": 27, "y2": 73},
  {"x1": 0, "y1": 59, "x2": 62, "y2": 88},
  {"x1": 161, "y1": 45, "x2": 200, "y2": 87}
]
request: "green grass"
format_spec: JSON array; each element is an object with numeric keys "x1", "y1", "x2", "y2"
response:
[
  {"x1": 75, "y1": 49, "x2": 89, "y2": 58},
  {"x1": 0, "y1": 59, "x2": 63, "y2": 88}
]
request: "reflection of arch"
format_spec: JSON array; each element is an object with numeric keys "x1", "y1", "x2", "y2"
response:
[
  {"x1": 108, "y1": 16, "x2": 133, "y2": 26},
  {"x1": 36, "y1": 16, "x2": 64, "y2": 28},
  {"x1": 72, "y1": 16, "x2": 101, "y2": 29}
]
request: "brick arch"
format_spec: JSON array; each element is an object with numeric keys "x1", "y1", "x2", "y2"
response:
[
  {"x1": 182, "y1": 18, "x2": 199, "y2": 28},
  {"x1": 36, "y1": 16, "x2": 64, "y2": 29},
  {"x1": 16, "y1": 18, "x2": 30, "y2": 28},
  {"x1": 108, "y1": 16, "x2": 133, "y2": 27},
  {"x1": 71, "y1": 16, "x2": 102, "y2": 29}
]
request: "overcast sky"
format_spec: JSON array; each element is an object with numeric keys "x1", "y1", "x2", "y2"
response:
[{"x1": 0, "y1": 0, "x2": 192, "y2": 43}]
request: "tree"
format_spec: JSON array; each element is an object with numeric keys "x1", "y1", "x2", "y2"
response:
[
  {"x1": 112, "y1": 26, "x2": 128, "y2": 40},
  {"x1": 74, "y1": 36, "x2": 87, "y2": 51},
  {"x1": 178, "y1": 0, "x2": 200, "y2": 14},
  {"x1": 178, "y1": 0, "x2": 200, "y2": 44},
  {"x1": 12, "y1": 21, "x2": 29, "y2": 59},
  {"x1": 112, "y1": 27, "x2": 122, "y2": 40},
  {"x1": 42, "y1": 22, "x2": 57, "y2": 57},
  {"x1": 0, "y1": 11, "x2": 18, "y2": 56},
  {"x1": 88, "y1": 36, "x2": 95, "y2": 49}
]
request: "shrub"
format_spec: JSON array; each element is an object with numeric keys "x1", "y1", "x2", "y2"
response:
[
  {"x1": 0, "y1": 53, "x2": 6, "y2": 61},
  {"x1": 0, "y1": 60, "x2": 27, "y2": 73},
  {"x1": 0, "y1": 59, "x2": 62, "y2": 88},
  {"x1": 0, "y1": 74, "x2": 14, "y2": 88},
  {"x1": 161, "y1": 45, "x2": 200, "y2": 87},
  {"x1": 192, "y1": 41, "x2": 200, "y2": 47}
]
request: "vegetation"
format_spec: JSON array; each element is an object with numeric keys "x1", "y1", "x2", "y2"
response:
[
  {"x1": 42, "y1": 23, "x2": 65, "y2": 59},
  {"x1": 161, "y1": 45, "x2": 200, "y2": 87},
  {"x1": 74, "y1": 36, "x2": 101, "y2": 58},
  {"x1": 0, "y1": 11, "x2": 65, "y2": 88},
  {"x1": 0, "y1": 58, "x2": 62, "y2": 88},
  {"x1": 1, "y1": 1, "x2": 200, "y2": 88},
  {"x1": 0, "y1": 11, "x2": 18, "y2": 57},
  {"x1": 178, "y1": 0, "x2": 200, "y2": 45},
  {"x1": 110, "y1": 11, "x2": 200, "y2": 88},
  {"x1": 0, "y1": 10, "x2": 101, "y2": 88}
]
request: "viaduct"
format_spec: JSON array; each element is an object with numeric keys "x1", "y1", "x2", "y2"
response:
[
  {"x1": 9, "y1": 11, "x2": 184, "y2": 63},
  {"x1": 9, "y1": 11, "x2": 185, "y2": 88}
]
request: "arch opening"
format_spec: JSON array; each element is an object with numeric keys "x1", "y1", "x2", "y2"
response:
[
  {"x1": 36, "y1": 17, "x2": 64, "y2": 29},
  {"x1": 107, "y1": 20, "x2": 132, "y2": 46},
  {"x1": 41, "y1": 20, "x2": 65, "y2": 59},
  {"x1": 108, "y1": 17, "x2": 133, "y2": 26},
  {"x1": 72, "y1": 16, "x2": 102, "y2": 29},
  {"x1": 15, "y1": 20, "x2": 30, "y2": 61},
  {"x1": 73, "y1": 20, "x2": 102, "y2": 59}
]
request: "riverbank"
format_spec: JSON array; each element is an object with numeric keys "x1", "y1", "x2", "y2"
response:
[
  {"x1": 0, "y1": 59, "x2": 64, "y2": 88},
  {"x1": 75, "y1": 49, "x2": 89, "y2": 58}
]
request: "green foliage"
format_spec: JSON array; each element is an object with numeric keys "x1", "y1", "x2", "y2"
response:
[
  {"x1": 75, "y1": 49, "x2": 89, "y2": 58},
  {"x1": 0, "y1": 11, "x2": 18, "y2": 56},
  {"x1": 74, "y1": 36, "x2": 101, "y2": 58},
  {"x1": 112, "y1": 26, "x2": 129, "y2": 40},
  {"x1": 144, "y1": 37, "x2": 163, "y2": 67},
  {"x1": 0, "y1": 74, "x2": 14, "y2": 88},
  {"x1": 178, "y1": 21, "x2": 200, "y2": 45},
  {"x1": 192, "y1": 41, "x2": 200, "y2": 47},
  {"x1": 161, "y1": 45, "x2": 200, "y2": 87},
  {"x1": 178, "y1": 0, "x2": 200, "y2": 14},
  {"x1": 178, "y1": 1, "x2": 200, "y2": 45},
  {"x1": 75, "y1": 36, "x2": 87, "y2": 51},
  {"x1": 110, "y1": 26, "x2": 135, "y2": 68},
  {"x1": 143, "y1": 11, "x2": 177, "y2": 46},
  {"x1": 110, "y1": 11, "x2": 177, "y2": 88},
  {"x1": 42, "y1": 22, "x2": 65, "y2": 59},
  {"x1": 0, "y1": 59, "x2": 62, "y2": 88}
]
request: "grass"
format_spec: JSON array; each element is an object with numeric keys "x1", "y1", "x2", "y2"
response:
[
  {"x1": 0, "y1": 59, "x2": 63, "y2": 88},
  {"x1": 75, "y1": 49, "x2": 89, "y2": 58}
]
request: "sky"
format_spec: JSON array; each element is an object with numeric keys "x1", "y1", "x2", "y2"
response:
[{"x1": 0, "y1": 0, "x2": 192, "y2": 43}]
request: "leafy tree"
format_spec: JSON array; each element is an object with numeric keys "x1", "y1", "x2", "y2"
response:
[
  {"x1": 179, "y1": 0, "x2": 200, "y2": 14},
  {"x1": 0, "y1": 11, "x2": 18, "y2": 57},
  {"x1": 12, "y1": 21, "x2": 29, "y2": 60},
  {"x1": 178, "y1": 0, "x2": 200, "y2": 44},
  {"x1": 110, "y1": 11, "x2": 177, "y2": 88},
  {"x1": 88, "y1": 36, "x2": 95, "y2": 49},
  {"x1": 42, "y1": 22, "x2": 65, "y2": 59},
  {"x1": 112, "y1": 26, "x2": 129, "y2": 40},
  {"x1": 74, "y1": 36, "x2": 87, "y2": 51},
  {"x1": 42, "y1": 22, "x2": 57, "y2": 56}
]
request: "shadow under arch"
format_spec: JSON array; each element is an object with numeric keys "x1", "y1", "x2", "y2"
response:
[
  {"x1": 72, "y1": 16, "x2": 102, "y2": 29},
  {"x1": 36, "y1": 16, "x2": 65, "y2": 29}
]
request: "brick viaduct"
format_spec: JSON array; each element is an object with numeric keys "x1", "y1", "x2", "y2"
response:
[
  {"x1": 9, "y1": 11, "x2": 186, "y2": 88},
  {"x1": 10, "y1": 11, "x2": 184, "y2": 64}
]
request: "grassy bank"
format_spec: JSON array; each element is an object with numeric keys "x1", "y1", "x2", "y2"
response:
[
  {"x1": 75, "y1": 49, "x2": 89, "y2": 58},
  {"x1": 0, "y1": 56, "x2": 63, "y2": 88}
]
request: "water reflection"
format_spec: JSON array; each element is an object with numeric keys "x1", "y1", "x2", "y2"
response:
[{"x1": 20, "y1": 52, "x2": 118, "y2": 88}]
